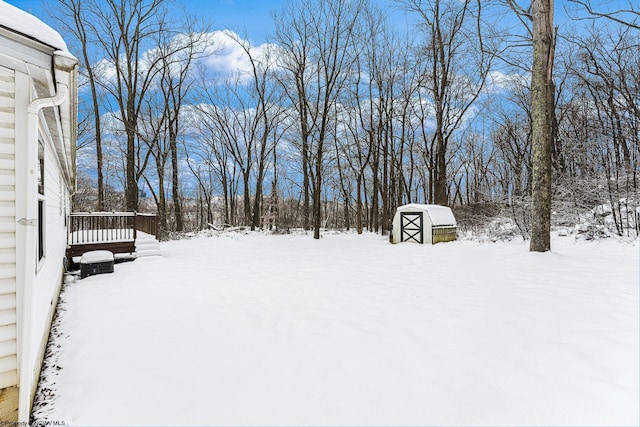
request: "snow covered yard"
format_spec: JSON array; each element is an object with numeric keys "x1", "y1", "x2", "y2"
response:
[{"x1": 33, "y1": 232, "x2": 639, "y2": 426}]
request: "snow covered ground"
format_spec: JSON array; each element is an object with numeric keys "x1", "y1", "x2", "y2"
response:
[{"x1": 32, "y1": 232, "x2": 639, "y2": 426}]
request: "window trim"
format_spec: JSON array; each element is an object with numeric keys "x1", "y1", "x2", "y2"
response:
[{"x1": 36, "y1": 135, "x2": 45, "y2": 268}]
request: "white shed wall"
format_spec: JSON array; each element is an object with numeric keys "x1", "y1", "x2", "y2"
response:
[
  {"x1": 391, "y1": 204, "x2": 457, "y2": 245},
  {"x1": 391, "y1": 210, "x2": 432, "y2": 244}
]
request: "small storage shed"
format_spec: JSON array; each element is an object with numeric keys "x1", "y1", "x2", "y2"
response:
[{"x1": 391, "y1": 204, "x2": 457, "y2": 244}]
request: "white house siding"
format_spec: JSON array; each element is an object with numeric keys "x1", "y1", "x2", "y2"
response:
[
  {"x1": 0, "y1": 3, "x2": 77, "y2": 421},
  {"x1": 0, "y1": 65, "x2": 17, "y2": 391},
  {"x1": 0, "y1": 65, "x2": 71, "y2": 421},
  {"x1": 31, "y1": 126, "x2": 67, "y2": 376}
]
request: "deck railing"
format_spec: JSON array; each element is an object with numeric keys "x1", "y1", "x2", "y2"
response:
[
  {"x1": 134, "y1": 213, "x2": 158, "y2": 239},
  {"x1": 68, "y1": 212, "x2": 158, "y2": 245}
]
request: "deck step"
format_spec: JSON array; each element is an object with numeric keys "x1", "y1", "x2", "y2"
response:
[
  {"x1": 134, "y1": 238, "x2": 161, "y2": 258},
  {"x1": 135, "y1": 240, "x2": 159, "y2": 249},
  {"x1": 136, "y1": 248, "x2": 161, "y2": 257}
]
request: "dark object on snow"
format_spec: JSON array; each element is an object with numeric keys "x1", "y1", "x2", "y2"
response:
[{"x1": 80, "y1": 250, "x2": 114, "y2": 279}]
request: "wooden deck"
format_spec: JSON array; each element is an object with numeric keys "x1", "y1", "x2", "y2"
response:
[{"x1": 67, "y1": 212, "x2": 158, "y2": 259}]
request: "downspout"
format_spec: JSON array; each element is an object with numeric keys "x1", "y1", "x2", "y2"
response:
[{"x1": 17, "y1": 82, "x2": 67, "y2": 423}]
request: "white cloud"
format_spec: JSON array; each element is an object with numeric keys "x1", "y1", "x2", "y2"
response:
[
  {"x1": 486, "y1": 70, "x2": 530, "y2": 92},
  {"x1": 80, "y1": 30, "x2": 273, "y2": 92},
  {"x1": 201, "y1": 30, "x2": 276, "y2": 82},
  {"x1": 92, "y1": 58, "x2": 119, "y2": 85}
]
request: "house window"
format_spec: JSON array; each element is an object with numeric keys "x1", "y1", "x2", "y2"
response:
[
  {"x1": 38, "y1": 200, "x2": 45, "y2": 261},
  {"x1": 38, "y1": 137, "x2": 44, "y2": 195},
  {"x1": 37, "y1": 137, "x2": 45, "y2": 262}
]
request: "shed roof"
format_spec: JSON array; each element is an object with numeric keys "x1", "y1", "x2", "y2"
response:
[
  {"x1": 0, "y1": 0, "x2": 69, "y2": 52},
  {"x1": 396, "y1": 203, "x2": 456, "y2": 226}
]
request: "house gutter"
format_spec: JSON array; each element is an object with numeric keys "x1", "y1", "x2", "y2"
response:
[{"x1": 16, "y1": 56, "x2": 68, "y2": 423}]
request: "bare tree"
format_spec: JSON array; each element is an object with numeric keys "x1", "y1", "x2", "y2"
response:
[
  {"x1": 400, "y1": 0, "x2": 494, "y2": 206},
  {"x1": 507, "y1": 0, "x2": 556, "y2": 250},
  {"x1": 274, "y1": 0, "x2": 365, "y2": 239},
  {"x1": 81, "y1": 0, "x2": 173, "y2": 211},
  {"x1": 567, "y1": 0, "x2": 639, "y2": 30},
  {"x1": 272, "y1": 5, "x2": 314, "y2": 231},
  {"x1": 226, "y1": 34, "x2": 285, "y2": 231},
  {"x1": 197, "y1": 83, "x2": 255, "y2": 226},
  {"x1": 358, "y1": 5, "x2": 412, "y2": 233},
  {"x1": 529, "y1": 0, "x2": 556, "y2": 251},
  {"x1": 504, "y1": 0, "x2": 556, "y2": 250},
  {"x1": 195, "y1": 37, "x2": 282, "y2": 230},
  {"x1": 188, "y1": 102, "x2": 241, "y2": 227},
  {"x1": 137, "y1": 94, "x2": 168, "y2": 227},
  {"x1": 157, "y1": 30, "x2": 211, "y2": 231},
  {"x1": 562, "y1": 24, "x2": 640, "y2": 236},
  {"x1": 53, "y1": 0, "x2": 107, "y2": 210}
]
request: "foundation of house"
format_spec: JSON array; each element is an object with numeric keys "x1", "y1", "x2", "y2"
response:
[{"x1": 0, "y1": 386, "x2": 18, "y2": 422}]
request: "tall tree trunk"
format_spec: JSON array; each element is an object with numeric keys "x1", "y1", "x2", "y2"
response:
[
  {"x1": 251, "y1": 184, "x2": 263, "y2": 231},
  {"x1": 243, "y1": 172, "x2": 251, "y2": 226},
  {"x1": 313, "y1": 139, "x2": 324, "y2": 239},
  {"x1": 93, "y1": 106, "x2": 105, "y2": 210},
  {"x1": 382, "y1": 131, "x2": 390, "y2": 233},
  {"x1": 85, "y1": 61, "x2": 104, "y2": 210},
  {"x1": 530, "y1": 0, "x2": 555, "y2": 252},
  {"x1": 270, "y1": 141, "x2": 279, "y2": 230},
  {"x1": 370, "y1": 138, "x2": 380, "y2": 232},
  {"x1": 356, "y1": 174, "x2": 363, "y2": 234},
  {"x1": 303, "y1": 136, "x2": 311, "y2": 230},
  {"x1": 251, "y1": 139, "x2": 268, "y2": 231},
  {"x1": 222, "y1": 174, "x2": 230, "y2": 225},
  {"x1": 170, "y1": 133, "x2": 183, "y2": 232},
  {"x1": 157, "y1": 162, "x2": 166, "y2": 231},
  {"x1": 126, "y1": 131, "x2": 138, "y2": 211},
  {"x1": 434, "y1": 131, "x2": 448, "y2": 205}
]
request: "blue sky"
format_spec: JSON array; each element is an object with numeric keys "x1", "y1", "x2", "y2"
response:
[
  {"x1": 5, "y1": 0, "x2": 288, "y2": 43},
  {"x1": 5, "y1": 0, "x2": 636, "y2": 78},
  {"x1": 8, "y1": 0, "x2": 637, "y2": 46}
]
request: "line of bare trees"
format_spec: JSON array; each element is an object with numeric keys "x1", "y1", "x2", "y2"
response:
[{"x1": 57, "y1": 0, "x2": 639, "y2": 244}]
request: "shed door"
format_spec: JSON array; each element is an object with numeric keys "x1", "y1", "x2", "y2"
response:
[{"x1": 400, "y1": 212, "x2": 423, "y2": 243}]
